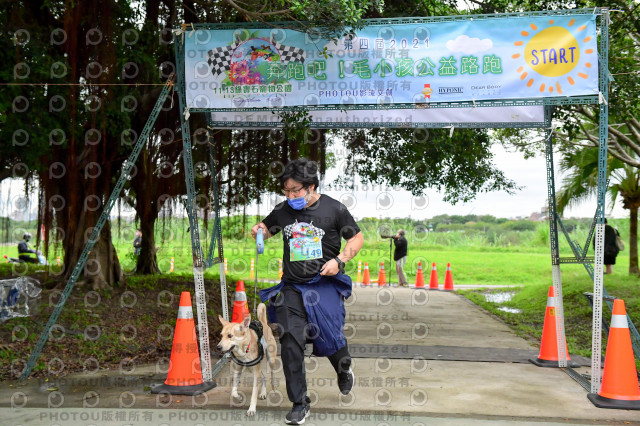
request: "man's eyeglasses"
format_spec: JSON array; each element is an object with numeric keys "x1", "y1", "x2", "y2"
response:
[{"x1": 281, "y1": 186, "x2": 306, "y2": 196}]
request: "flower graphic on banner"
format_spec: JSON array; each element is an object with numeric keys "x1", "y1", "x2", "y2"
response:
[
  {"x1": 228, "y1": 60, "x2": 260, "y2": 85},
  {"x1": 511, "y1": 18, "x2": 595, "y2": 93},
  {"x1": 207, "y1": 32, "x2": 306, "y2": 86},
  {"x1": 226, "y1": 39, "x2": 284, "y2": 85}
]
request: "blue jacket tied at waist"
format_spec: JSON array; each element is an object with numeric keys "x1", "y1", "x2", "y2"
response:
[{"x1": 259, "y1": 273, "x2": 352, "y2": 357}]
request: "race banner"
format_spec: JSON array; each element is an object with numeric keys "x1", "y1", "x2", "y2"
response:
[
  {"x1": 209, "y1": 105, "x2": 546, "y2": 128},
  {"x1": 184, "y1": 12, "x2": 598, "y2": 109}
]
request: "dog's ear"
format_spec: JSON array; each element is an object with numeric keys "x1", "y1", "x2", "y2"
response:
[
  {"x1": 241, "y1": 314, "x2": 251, "y2": 330},
  {"x1": 218, "y1": 315, "x2": 229, "y2": 326}
]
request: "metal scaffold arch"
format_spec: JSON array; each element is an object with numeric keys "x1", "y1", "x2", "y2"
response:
[{"x1": 22, "y1": 9, "x2": 634, "y2": 402}]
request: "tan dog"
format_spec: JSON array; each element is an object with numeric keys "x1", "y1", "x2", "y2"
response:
[{"x1": 217, "y1": 303, "x2": 278, "y2": 416}]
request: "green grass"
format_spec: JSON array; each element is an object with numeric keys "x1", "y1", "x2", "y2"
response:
[
  {"x1": 111, "y1": 234, "x2": 630, "y2": 288},
  {"x1": 2, "y1": 215, "x2": 637, "y2": 368},
  {"x1": 459, "y1": 273, "x2": 640, "y2": 364},
  {"x1": 2, "y1": 215, "x2": 633, "y2": 289}
]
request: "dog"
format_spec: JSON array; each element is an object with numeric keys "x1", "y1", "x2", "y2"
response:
[{"x1": 217, "y1": 303, "x2": 278, "y2": 416}]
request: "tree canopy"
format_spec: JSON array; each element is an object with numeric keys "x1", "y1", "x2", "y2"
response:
[{"x1": 2, "y1": 0, "x2": 605, "y2": 281}]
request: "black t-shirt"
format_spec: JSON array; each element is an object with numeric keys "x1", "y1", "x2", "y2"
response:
[
  {"x1": 262, "y1": 194, "x2": 360, "y2": 283},
  {"x1": 393, "y1": 236, "x2": 408, "y2": 260}
]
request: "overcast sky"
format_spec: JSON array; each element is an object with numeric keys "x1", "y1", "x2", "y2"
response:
[
  {"x1": 0, "y1": 142, "x2": 626, "y2": 223},
  {"x1": 316, "y1": 142, "x2": 627, "y2": 221}
]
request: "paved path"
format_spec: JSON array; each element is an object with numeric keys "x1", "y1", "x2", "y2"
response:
[{"x1": 1, "y1": 287, "x2": 638, "y2": 425}]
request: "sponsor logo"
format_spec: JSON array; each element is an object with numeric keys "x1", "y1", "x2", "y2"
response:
[
  {"x1": 438, "y1": 87, "x2": 463, "y2": 94},
  {"x1": 470, "y1": 84, "x2": 502, "y2": 96}
]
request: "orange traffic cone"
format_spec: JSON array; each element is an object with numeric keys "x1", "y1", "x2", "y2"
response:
[
  {"x1": 428, "y1": 263, "x2": 439, "y2": 290},
  {"x1": 443, "y1": 263, "x2": 454, "y2": 291},
  {"x1": 529, "y1": 286, "x2": 578, "y2": 367},
  {"x1": 414, "y1": 261, "x2": 425, "y2": 289},
  {"x1": 362, "y1": 262, "x2": 371, "y2": 286},
  {"x1": 588, "y1": 299, "x2": 640, "y2": 409},
  {"x1": 377, "y1": 262, "x2": 386, "y2": 287},
  {"x1": 231, "y1": 280, "x2": 250, "y2": 323},
  {"x1": 151, "y1": 292, "x2": 216, "y2": 395}
]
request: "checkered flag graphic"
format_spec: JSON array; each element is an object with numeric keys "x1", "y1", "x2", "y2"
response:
[
  {"x1": 284, "y1": 221, "x2": 324, "y2": 239},
  {"x1": 207, "y1": 42, "x2": 238, "y2": 76},
  {"x1": 206, "y1": 39, "x2": 305, "y2": 78},
  {"x1": 272, "y1": 40, "x2": 306, "y2": 64}
]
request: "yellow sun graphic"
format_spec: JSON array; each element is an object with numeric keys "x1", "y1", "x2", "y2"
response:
[{"x1": 512, "y1": 19, "x2": 594, "y2": 94}]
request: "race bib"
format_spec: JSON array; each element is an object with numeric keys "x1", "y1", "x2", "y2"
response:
[{"x1": 289, "y1": 236, "x2": 323, "y2": 262}]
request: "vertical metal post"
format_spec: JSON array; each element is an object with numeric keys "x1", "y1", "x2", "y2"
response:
[
  {"x1": 206, "y1": 121, "x2": 229, "y2": 321},
  {"x1": 544, "y1": 105, "x2": 568, "y2": 368},
  {"x1": 174, "y1": 34, "x2": 213, "y2": 382},
  {"x1": 591, "y1": 8, "x2": 610, "y2": 394}
]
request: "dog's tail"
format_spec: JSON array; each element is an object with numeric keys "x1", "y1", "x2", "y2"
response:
[{"x1": 257, "y1": 303, "x2": 278, "y2": 390}]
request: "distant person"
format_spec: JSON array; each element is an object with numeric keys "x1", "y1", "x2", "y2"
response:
[
  {"x1": 18, "y1": 232, "x2": 39, "y2": 263},
  {"x1": 593, "y1": 219, "x2": 620, "y2": 274},
  {"x1": 393, "y1": 229, "x2": 408, "y2": 286},
  {"x1": 133, "y1": 229, "x2": 142, "y2": 255}
]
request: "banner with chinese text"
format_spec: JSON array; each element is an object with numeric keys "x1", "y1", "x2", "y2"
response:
[{"x1": 185, "y1": 13, "x2": 598, "y2": 109}]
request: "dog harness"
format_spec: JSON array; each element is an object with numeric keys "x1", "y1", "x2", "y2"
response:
[{"x1": 230, "y1": 320, "x2": 265, "y2": 367}]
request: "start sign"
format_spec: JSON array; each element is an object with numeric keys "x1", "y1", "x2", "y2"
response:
[{"x1": 182, "y1": 11, "x2": 599, "y2": 110}]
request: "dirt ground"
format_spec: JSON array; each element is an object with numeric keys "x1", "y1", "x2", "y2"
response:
[{"x1": 0, "y1": 269, "x2": 234, "y2": 381}]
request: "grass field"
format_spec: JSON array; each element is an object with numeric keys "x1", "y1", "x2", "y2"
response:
[
  {"x1": 2, "y1": 215, "x2": 632, "y2": 288},
  {"x1": 100, "y1": 217, "x2": 629, "y2": 289},
  {"x1": 3, "y1": 215, "x2": 629, "y2": 285},
  {"x1": 459, "y1": 275, "x2": 640, "y2": 368},
  {"x1": 1, "y1": 214, "x2": 637, "y2": 375}
]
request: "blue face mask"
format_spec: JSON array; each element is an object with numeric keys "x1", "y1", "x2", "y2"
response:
[{"x1": 287, "y1": 195, "x2": 307, "y2": 210}]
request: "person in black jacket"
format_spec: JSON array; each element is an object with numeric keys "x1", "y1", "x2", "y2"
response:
[
  {"x1": 250, "y1": 158, "x2": 364, "y2": 425},
  {"x1": 593, "y1": 219, "x2": 621, "y2": 274},
  {"x1": 393, "y1": 229, "x2": 408, "y2": 286},
  {"x1": 133, "y1": 229, "x2": 142, "y2": 255},
  {"x1": 18, "y1": 232, "x2": 38, "y2": 263}
]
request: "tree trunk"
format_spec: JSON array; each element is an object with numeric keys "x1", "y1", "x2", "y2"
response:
[
  {"x1": 629, "y1": 207, "x2": 639, "y2": 275},
  {"x1": 131, "y1": 142, "x2": 161, "y2": 275},
  {"x1": 136, "y1": 207, "x2": 160, "y2": 274},
  {"x1": 62, "y1": 199, "x2": 123, "y2": 290}
]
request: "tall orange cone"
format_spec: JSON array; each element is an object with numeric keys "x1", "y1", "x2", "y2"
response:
[
  {"x1": 231, "y1": 280, "x2": 250, "y2": 323},
  {"x1": 362, "y1": 262, "x2": 371, "y2": 286},
  {"x1": 414, "y1": 261, "x2": 425, "y2": 289},
  {"x1": 443, "y1": 263, "x2": 454, "y2": 291},
  {"x1": 588, "y1": 299, "x2": 640, "y2": 409},
  {"x1": 529, "y1": 286, "x2": 579, "y2": 367},
  {"x1": 377, "y1": 262, "x2": 386, "y2": 287},
  {"x1": 428, "y1": 263, "x2": 439, "y2": 290},
  {"x1": 151, "y1": 292, "x2": 216, "y2": 395}
]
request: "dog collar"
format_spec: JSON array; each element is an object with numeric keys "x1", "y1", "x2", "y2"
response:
[{"x1": 230, "y1": 321, "x2": 264, "y2": 367}]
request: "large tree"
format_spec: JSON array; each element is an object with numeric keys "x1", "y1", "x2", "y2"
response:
[
  {"x1": 335, "y1": 127, "x2": 518, "y2": 203},
  {"x1": 1, "y1": 0, "x2": 143, "y2": 289}
]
